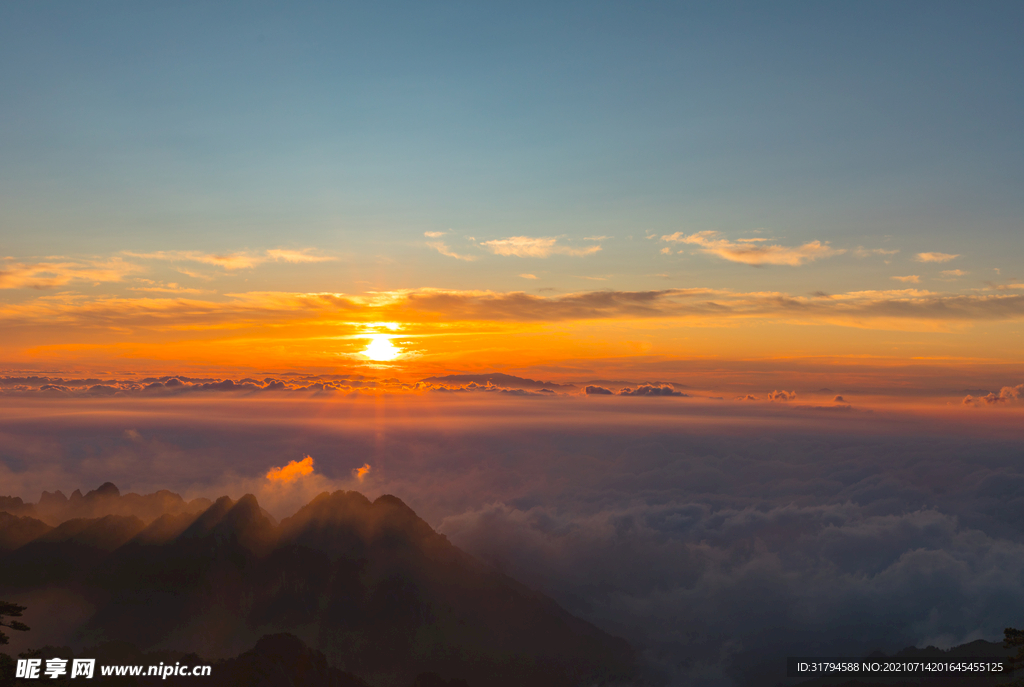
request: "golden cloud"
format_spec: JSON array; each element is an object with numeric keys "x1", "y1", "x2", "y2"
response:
[
  {"x1": 0, "y1": 257, "x2": 142, "y2": 290},
  {"x1": 427, "y1": 242, "x2": 477, "y2": 261},
  {"x1": 480, "y1": 237, "x2": 602, "y2": 258},
  {"x1": 915, "y1": 252, "x2": 960, "y2": 263},
  {"x1": 123, "y1": 249, "x2": 334, "y2": 269},
  {"x1": 264, "y1": 249, "x2": 337, "y2": 264},
  {"x1": 661, "y1": 231, "x2": 843, "y2": 266}
]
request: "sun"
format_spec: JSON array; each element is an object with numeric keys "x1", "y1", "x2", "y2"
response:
[{"x1": 361, "y1": 335, "x2": 402, "y2": 361}]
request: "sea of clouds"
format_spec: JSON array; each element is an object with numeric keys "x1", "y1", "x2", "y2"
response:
[{"x1": 1, "y1": 391, "x2": 1022, "y2": 686}]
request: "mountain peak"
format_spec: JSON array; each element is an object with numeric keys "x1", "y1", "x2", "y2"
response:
[
  {"x1": 176, "y1": 495, "x2": 274, "y2": 551},
  {"x1": 88, "y1": 482, "x2": 120, "y2": 499}
]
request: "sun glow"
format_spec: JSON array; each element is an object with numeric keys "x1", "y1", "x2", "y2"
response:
[{"x1": 362, "y1": 334, "x2": 402, "y2": 361}]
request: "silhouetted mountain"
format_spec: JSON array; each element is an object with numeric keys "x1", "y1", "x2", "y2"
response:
[
  {"x1": 210, "y1": 633, "x2": 370, "y2": 687},
  {"x1": 0, "y1": 488, "x2": 636, "y2": 687},
  {"x1": 0, "y1": 513, "x2": 50, "y2": 552},
  {"x1": 892, "y1": 639, "x2": 1013, "y2": 660},
  {"x1": 0, "y1": 485, "x2": 212, "y2": 527},
  {"x1": 409, "y1": 673, "x2": 469, "y2": 687}
]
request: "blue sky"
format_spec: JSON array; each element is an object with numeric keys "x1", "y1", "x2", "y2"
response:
[{"x1": 3, "y1": 2, "x2": 1020, "y2": 264}]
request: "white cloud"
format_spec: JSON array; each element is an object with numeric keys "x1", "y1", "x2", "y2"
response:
[
  {"x1": 661, "y1": 231, "x2": 843, "y2": 266},
  {"x1": 424, "y1": 231, "x2": 448, "y2": 238},
  {"x1": 891, "y1": 275, "x2": 921, "y2": 283},
  {"x1": 941, "y1": 269, "x2": 968, "y2": 278},
  {"x1": 519, "y1": 274, "x2": 538, "y2": 280}
]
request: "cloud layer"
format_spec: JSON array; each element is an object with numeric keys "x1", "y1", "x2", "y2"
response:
[
  {"x1": 1, "y1": 395, "x2": 1023, "y2": 685},
  {"x1": 3, "y1": 287, "x2": 1021, "y2": 336}
]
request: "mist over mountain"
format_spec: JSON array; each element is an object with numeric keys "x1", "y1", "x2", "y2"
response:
[
  {"x1": 0, "y1": 482, "x2": 212, "y2": 528},
  {"x1": 0, "y1": 486, "x2": 636, "y2": 687}
]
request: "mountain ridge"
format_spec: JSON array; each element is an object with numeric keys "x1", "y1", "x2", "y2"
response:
[{"x1": 0, "y1": 486, "x2": 637, "y2": 687}]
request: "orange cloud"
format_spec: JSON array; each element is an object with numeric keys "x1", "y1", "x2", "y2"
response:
[
  {"x1": 353, "y1": 463, "x2": 372, "y2": 482},
  {"x1": 266, "y1": 455, "x2": 315, "y2": 483}
]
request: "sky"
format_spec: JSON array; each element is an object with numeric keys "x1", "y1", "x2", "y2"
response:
[
  {"x1": 1, "y1": 1, "x2": 1022, "y2": 389},
  {"x1": 1, "y1": 5, "x2": 1023, "y2": 686}
]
